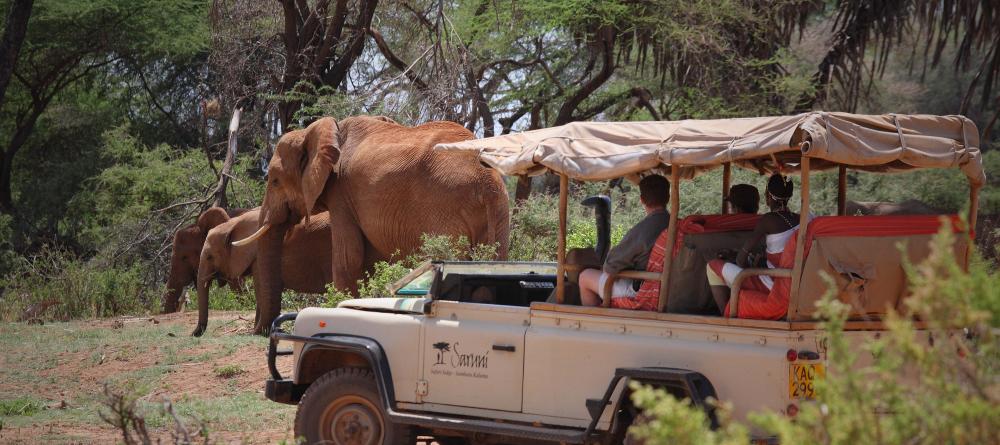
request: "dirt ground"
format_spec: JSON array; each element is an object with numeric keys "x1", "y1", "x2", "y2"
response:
[{"x1": 0, "y1": 311, "x2": 298, "y2": 444}]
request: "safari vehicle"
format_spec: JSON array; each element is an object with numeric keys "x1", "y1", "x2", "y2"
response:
[{"x1": 263, "y1": 112, "x2": 984, "y2": 444}]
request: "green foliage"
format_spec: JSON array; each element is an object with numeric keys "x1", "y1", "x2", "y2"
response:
[
  {"x1": 416, "y1": 234, "x2": 500, "y2": 262},
  {"x1": 629, "y1": 382, "x2": 749, "y2": 444},
  {"x1": 0, "y1": 397, "x2": 45, "y2": 417},
  {"x1": 206, "y1": 283, "x2": 255, "y2": 312},
  {"x1": 0, "y1": 246, "x2": 146, "y2": 321},
  {"x1": 213, "y1": 364, "x2": 244, "y2": 379},
  {"x1": 629, "y1": 227, "x2": 1000, "y2": 444},
  {"x1": 65, "y1": 126, "x2": 217, "y2": 248}
]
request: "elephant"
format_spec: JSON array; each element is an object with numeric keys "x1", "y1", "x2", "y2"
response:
[
  {"x1": 845, "y1": 199, "x2": 941, "y2": 216},
  {"x1": 192, "y1": 207, "x2": 332, "y2": 336},
  {"x1": 234, "y1": 115, "x2": 510, "y2": 334},
  {"x1": 162, "y1": 207, "x2": 249, "y2": 313}
]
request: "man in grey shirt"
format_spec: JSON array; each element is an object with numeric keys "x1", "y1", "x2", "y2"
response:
[{"x1": 579, "y1": 175, "x2": 671, "y2": 307}]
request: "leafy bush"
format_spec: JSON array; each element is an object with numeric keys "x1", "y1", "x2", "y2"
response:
[
  {"x1": 417, "y1": 234, "x2": 499, "y2": 262},
  {"x1": 206, "y1": 282, "x2": 255, "y2": 312},
  {"x1": 628, "y1": 227, "x2": 999, "y2": 444},
  {"x1": 213, "y1": 365, "x2": 244, "y2": 379},
  {"x1": 1, "y1": 246, "x2": 147, "y2": 321}
]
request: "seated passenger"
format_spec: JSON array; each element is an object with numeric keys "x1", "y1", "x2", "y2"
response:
[
  {"x1": 706, "y1": 174, "x2": 799, "y2": 316},
  {"x1": 727, "y1": 183, "x2": 760, "y2": 214},
  {"x1": 578, "y1": 175, "x2": 670, "y2": 309}
]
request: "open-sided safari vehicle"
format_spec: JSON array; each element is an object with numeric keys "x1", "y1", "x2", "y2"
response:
[{"x1": 264, "y1": 112, "x2": 984, "y2": 444}]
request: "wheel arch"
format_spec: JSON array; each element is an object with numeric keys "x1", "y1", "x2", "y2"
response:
[
  {"x1": 283, "y1": 333, "x2": 398, "y2": 408},
  {"x1": 600, "y1": 367, "x2": 720, "y2": 443}
]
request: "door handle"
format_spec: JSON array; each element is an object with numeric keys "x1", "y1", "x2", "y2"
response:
[{"x1": 492, "y1": 344, "x2": 516, "y2": 352}]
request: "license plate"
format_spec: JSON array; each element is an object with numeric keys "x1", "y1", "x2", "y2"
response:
[{"x1": 788, "y1": 363, "x2": 824, "y2": 399}]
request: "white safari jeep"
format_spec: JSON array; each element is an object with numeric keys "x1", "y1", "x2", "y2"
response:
[{"x1": 263, "y1": 112, "x2": 984, "y2": 444}]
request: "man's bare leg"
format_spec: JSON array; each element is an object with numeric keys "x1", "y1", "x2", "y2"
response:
[{"x1": 579, "y1": 269, "x2": 604, "y2": 306}]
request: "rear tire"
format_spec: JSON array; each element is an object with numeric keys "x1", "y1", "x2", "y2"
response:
[{"x1": 294, "y1": 367, "x2": 413, "y2": 445}]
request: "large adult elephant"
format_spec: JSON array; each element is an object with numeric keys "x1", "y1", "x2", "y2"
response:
[
  {"x1": 193, "y1": 208, "x2": 332, "y2": 336},
  {"x1": 235, "y1": 116, "x2": 509, "y2": 333},
  {"x1": 162, "y1": 207, "x2": 248, "y2": 313}
]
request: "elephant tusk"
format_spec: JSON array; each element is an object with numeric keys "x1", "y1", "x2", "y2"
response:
[{"x1": 232, "y1": 224, "x2": 270, "y2": 246}]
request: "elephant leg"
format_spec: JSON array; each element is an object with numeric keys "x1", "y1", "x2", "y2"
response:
[{"x1": 330, "y1": 212, "x2": 365, "y2": 296}]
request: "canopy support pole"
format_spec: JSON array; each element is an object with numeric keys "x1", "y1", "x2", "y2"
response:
[
  {"x1": 556, "y1": 174, "x2": 569, "y2": 304},
  {"x1": 657, "y1": 165, "x2": 681, "y2": 313},
  {"x1": 966, "y1": 183, "x2": 980, "y2": 268},
  {"x1": 788, "y1": 154, "x2": 810, "y2": 318},
  {"x1": 721, "y1": 163, "x2": 731, "y2": 213},
  {"x1": 837, "y1": 165, "x2": 847, "y2": 215}
]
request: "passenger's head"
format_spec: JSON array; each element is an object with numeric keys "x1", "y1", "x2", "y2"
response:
[
  {"x1": 728, "y1": 184, "x2": 760, "y2": 214},
  {"x1": 638, "y1": 174, "x2": 670, "y2": 209},
  {"x1": 765, "y1": 173, "x2": 794, "y2": 209}
]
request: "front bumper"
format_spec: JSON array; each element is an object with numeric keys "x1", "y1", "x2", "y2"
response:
[
  {"x1": 265, "y1": 378, "x2": 306, "y2": 404},
  {"x1": 265, "y1": 312, "x2": 303, "y2": 404}
]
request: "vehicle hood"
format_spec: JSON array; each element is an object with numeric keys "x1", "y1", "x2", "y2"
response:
[{"x1": 337, "y1": 297, "x2": 430, "y2": 314}]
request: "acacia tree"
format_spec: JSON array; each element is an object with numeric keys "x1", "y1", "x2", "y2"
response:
[
  {"x1": 0, "y1": 0, "x2": 207, "y2": 213},
  {"x1": 0, "y1": 0, "x2": 33, "y2": 112},
  {"x1": 375, "y1": 0, "x2": 819, "y2": 199},
  {"x1": 273, "y1": 0, "x2": 379, "y2": 128},
  {"x1": 797, "y1": 0, "x2": 1000, "y2": 123}
]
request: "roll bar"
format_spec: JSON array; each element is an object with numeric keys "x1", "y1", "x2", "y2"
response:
[{"x1": 555, "y1": 140, "x2": 979, "y2": 319}]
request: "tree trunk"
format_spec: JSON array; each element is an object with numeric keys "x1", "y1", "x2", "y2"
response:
[
  {"x1": 1, "y1": 101, "x2": 46, "y2": 213},
  {"x1": 0, "y1": 151, "x2": 13, "y2": 213},
  {"x1": 211, "y1": 108, "x2": 241, "y2": 208},
  {"x1": 0, "y1": 0, "x2": 34, "y2": 113}
]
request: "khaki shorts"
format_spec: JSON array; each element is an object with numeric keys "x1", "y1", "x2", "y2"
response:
[{"x1": 597, "y1": 272, "x2": 637, "y2": 299}]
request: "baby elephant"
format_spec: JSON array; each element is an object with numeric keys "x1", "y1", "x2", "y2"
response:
[{"x1": 193, "y1": 208, "x2": 332, "y2": 336}]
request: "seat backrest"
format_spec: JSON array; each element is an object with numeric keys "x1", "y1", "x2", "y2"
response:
[
  {"x1": 636, "y1": 214, "x2": 761, "y2": 313},
  {"x1": 788, "y1": 215, "x2": 968, "y2": 321}
]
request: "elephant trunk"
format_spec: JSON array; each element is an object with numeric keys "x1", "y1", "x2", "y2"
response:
[
  {"x1": 162, "y1": 259, "x2": 194, "y2": 313},
  {"x1": 162, "y1": 286, "x2": 183, "y2": 314},
  {"x1": 191, "y1": 261, "x2": 213, "y2": 337},
  {"x1": 252, "y1": 223, "x2": 288, "y2": 335}
]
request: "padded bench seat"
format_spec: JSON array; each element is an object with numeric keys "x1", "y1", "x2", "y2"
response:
[{"x1": 731, "y1": 215, "x2": 967, "y2": 320}]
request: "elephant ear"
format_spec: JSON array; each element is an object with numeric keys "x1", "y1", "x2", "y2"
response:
[
  {"x1": 225, "y1": 229, "x2": 256, "y2": 278},
  {"x1": 301, "y1": 117, "x2": 340, "y2": 218},
  {"x1": 197, "y1": 207, "x2": 231, "y2": 233}
]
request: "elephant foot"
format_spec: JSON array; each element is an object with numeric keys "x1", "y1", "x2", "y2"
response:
[
  {"x1": 251, "y1": 322, "x2": 270, "y2": 336},
  {"x1": 191, "y1": 324, "x2": 207, "y2": 337}
]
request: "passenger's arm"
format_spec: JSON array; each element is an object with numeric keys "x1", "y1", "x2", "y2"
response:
[
  {"x1": 602, "y1": 229, "x2": 643, "y2": 275},
  {"x1": 736, "y1": 217, "x2": 770, "y2": 267}
]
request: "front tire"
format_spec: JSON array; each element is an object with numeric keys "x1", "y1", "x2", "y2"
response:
[{"x1": 294, "y1": 368, "x2": 413, "y2": 445}]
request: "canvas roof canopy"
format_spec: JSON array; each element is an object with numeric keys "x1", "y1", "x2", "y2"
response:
[{"x1": 435, "y1": 112, "x2": 984, "y2": 186}]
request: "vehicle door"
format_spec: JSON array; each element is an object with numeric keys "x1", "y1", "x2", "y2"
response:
[{"x1": 421, "y1": 301, "x2": 528, "y2": 412}]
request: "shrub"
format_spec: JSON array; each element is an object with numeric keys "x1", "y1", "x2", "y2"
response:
[
  {"x1": 213, "y1": 365, "x2": 244, "y2": 379},
  {"x1": 0, "y1": 246, "x2": 147, "y2": 321},
  {"x1": 629, "y1": 226, "x2": 1000, "y2": 444},
  {"x1": 206, "y1": 282, "x2": 256, "y2": 312}
]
